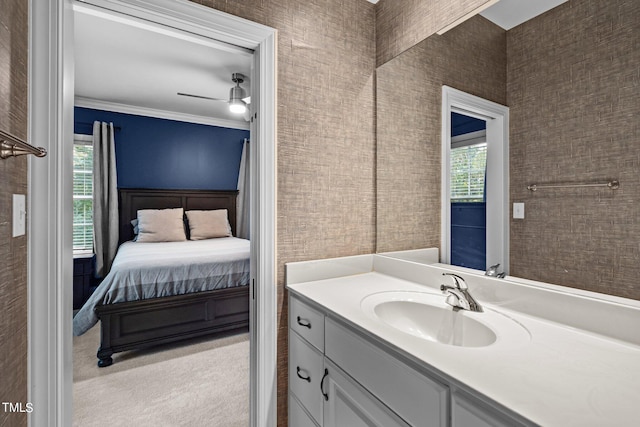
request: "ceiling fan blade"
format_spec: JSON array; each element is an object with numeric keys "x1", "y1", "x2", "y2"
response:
[{"x1": 177, "y1": 92, "x2": 227, "y2": 102}]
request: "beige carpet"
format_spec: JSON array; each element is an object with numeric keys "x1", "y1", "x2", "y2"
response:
[{"x1": 73, "y1": 325, "x2": 249, "y2": 426}]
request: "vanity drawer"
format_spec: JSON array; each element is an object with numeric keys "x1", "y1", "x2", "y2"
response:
[
  {"x1": 289, "y1": 393, "x2": 320, "y2": 427},
  {"x1": 289, "y1": 330, "x2": 324, "y2": 425},
  {"x1": 325, "y1": 318, "x2": 449, "y2": 427},
  {"x1": 290, "y1": 295, "x2": 324, "y2": 351}
]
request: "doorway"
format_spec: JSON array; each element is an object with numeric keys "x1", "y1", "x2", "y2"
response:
[
  {"x1": 28, "y1": 0, "x2": 276, "y2": 426},
  {"x1": 441, "y1": 86, "x2": 509, "y2": 273},
  {"x1": 450, "y1": 112, "x2": 487, "y2": 270},
  {"x1": 71, "y1": 6, "x2": 254, "y2": 422}
]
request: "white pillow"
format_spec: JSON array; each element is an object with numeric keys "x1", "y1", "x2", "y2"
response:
[
  {"x1": 185, "y1": 209, "x2": 232, "y2": 240},
  {"x1": 135, "y1": 208, "x2": 187, "y2": 242}
]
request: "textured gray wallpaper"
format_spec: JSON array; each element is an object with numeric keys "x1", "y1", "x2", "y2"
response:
[
  {"x1": 508, "y1": 0, "x2": 640, "y2": 300},
  {"x1": 376, "y1": 0, "x2": 493, "y2": 66},
  {"x1": 377, "y1": 15, "x2": 506, "y2": 253},
  {"x1": 0, "y1": 0, "x2": 29, "y2": 426},
  {"x1": 377, "y1": 0, "x2": 640, "y2": 301}
]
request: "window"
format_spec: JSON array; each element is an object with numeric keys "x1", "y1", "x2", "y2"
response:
[
  {"x1": 73, "y1": 134, "x2": 93, "y2": 254},
  {"x1": 450, "y1": 142, "x2": 487, "y2": 202}
]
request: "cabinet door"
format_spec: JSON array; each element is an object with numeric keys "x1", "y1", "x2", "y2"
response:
[
  {"x1": 323, "y1": 360, "x2": 410, "y2": 427},
  {"x1": 325, "y1": 318, "x2": 448, "y2": 427}
]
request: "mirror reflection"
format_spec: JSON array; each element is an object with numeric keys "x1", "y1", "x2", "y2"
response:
[
  {"x1": 376, "y1": 0, "x2": 640, "y2": 301},
  {"x1": 449, "y1": 112, "x2": 487, "y2": 270}
]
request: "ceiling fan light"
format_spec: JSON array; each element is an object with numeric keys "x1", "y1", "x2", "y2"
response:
[{"x1": 229, "y1": 99, "x2": 247, "y2": 114}]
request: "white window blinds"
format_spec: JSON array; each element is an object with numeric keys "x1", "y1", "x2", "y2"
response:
[
  {"x1": 450, "y1": 142, "x2": 487, "y2": 202},
  {"x1": 73, "y1": 135, "x2": 94, "y2": 253}
]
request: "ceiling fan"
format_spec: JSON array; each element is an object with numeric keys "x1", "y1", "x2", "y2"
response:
[{"x1": 178, "y1": 73, "x2": 251, "y2": 121}]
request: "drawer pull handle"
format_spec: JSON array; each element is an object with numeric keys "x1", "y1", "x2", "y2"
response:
[
  {"x1": 296, "y1": 366, "x2": 311, "y2": 382},
  {"x1": 296, "y1": 316, "x2": 311, "y2": 329},
  {"x1": 320, "y1": 368, "x2": 329, "y2": 401}
]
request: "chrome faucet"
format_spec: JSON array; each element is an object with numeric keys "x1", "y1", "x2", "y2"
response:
[
  {"x1": 485, "y1": 263, "x2": 506, "y2": 278},
  {"x1": 440, "y1": 273, "x2": 483, "y2": 312}
]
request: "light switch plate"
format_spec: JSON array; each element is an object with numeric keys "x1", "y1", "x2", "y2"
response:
[
  {"x1": 13, "y1": 194, "x2": 26, "y2": 237},
  {"x1": 513, "y1": 202, "x2": 525, "y2": 219}
]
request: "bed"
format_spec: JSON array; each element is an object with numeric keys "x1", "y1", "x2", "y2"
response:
[{"x1": 73, "y1": 188, "x2": 250, "y2": 367}]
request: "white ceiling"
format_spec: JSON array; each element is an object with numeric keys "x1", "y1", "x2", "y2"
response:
[
  {"x1": 74, "y1": 5, "x2": 253, "y2": 129},
  {"x1": 480, "y1": 0, "x2": 568, "y2": 30},
  {"x1": 366, "y1": 0, "x2": 567, "y2": 31}
]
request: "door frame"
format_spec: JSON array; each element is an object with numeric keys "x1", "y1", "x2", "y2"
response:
[
  {"x1": 441, "y1": 86, "x2": 509, "y2": 273},
  {"x1": 28, "y1": 1, "x2": 277, "y2": 426}
]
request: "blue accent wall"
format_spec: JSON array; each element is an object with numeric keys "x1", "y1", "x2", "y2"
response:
[
  {"x1": 450, "y1": 202, "x2": 486, "y2": 270},
  {"x1": 74, "y1": 107, "x2": 249, "y2": 190}
]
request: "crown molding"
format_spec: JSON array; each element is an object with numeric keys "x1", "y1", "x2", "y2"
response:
[{"x1": 74, "y1": 96, "x2": 250, "y2": 130}]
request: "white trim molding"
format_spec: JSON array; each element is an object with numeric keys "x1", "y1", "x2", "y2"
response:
[
  {"x1": 29, "y1": 1, "x2": 277, "y2": 426},
  {"x1": 441, "y1": 86, "x2": 509, "y2": 273},
  {"x1": 74, "y1": 97, "x2": 250, "y2": 130},
  {"x1": 29, "y1": 1, "x2": 75, "y2": 425},
  {"x1": 249, "y1": 36, "x2": 278, "y2": 427}
]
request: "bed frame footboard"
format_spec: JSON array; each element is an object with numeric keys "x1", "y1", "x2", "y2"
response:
[{"x1": 95, "y1": 286, "x2": 249, "y2": 367}]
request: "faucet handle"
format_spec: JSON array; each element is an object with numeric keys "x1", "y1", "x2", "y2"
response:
[{"x1": 441, "y1": 272, "x2": 467, "y2": 290}]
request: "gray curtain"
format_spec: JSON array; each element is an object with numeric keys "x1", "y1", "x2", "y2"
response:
[
  {"x1": 236, "y1": 138, "x2": 250, "y2": 239},
  {"x1": 93, "y1": 121, "x2": 119, "y2": 277}
]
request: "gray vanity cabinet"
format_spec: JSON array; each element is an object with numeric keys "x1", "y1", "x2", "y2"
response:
[
  {"x1": 288, "y1": 293, "x2": 531, "y2": 427},
  {"x1": 289, "y1": 294, "x2": 446, "y2": 427}
]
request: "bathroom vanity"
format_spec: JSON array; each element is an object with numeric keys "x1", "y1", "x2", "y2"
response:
[{"x1": 286, "y1": 252, "x2": 640, "y2": 426}]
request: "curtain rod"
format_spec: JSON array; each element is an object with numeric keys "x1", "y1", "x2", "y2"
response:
[{"x1": 0, "y1": 128, "x2": 47, "y2": 159}]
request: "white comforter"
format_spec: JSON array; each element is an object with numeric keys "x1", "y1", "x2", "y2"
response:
[{"x1": 73, "y1": 237, "x2": 250, "y2": 336}]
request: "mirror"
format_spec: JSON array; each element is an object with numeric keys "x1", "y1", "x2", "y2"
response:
[{"x1": 376, "y1": 0, "x2": 639, "y2": 301}]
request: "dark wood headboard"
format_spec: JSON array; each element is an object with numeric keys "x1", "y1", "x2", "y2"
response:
[{"x1": 118, "y1": 188, "x2": 238, "y2": 244}]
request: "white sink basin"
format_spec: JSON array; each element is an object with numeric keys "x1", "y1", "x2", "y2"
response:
[{"x1": 361, "y1": 291, "x2": 530, "y2": 348}]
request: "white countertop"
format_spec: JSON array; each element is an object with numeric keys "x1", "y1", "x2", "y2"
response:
[{"x1": 286, "y1": 254, "x2": 640, "y2": 427}]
